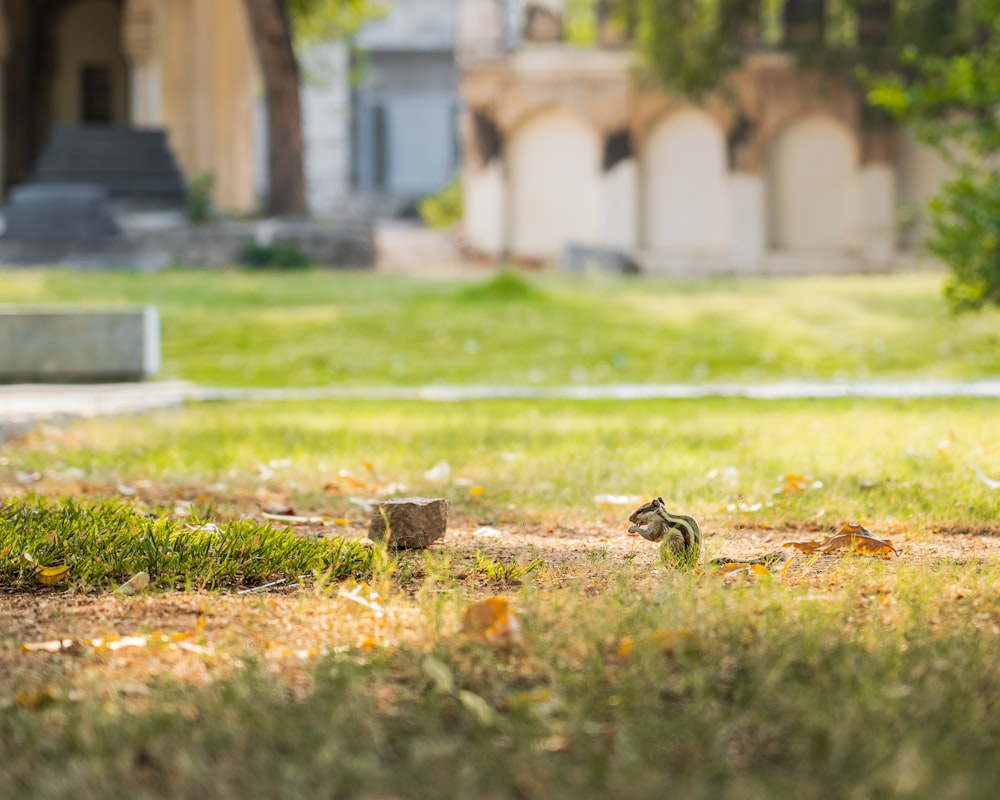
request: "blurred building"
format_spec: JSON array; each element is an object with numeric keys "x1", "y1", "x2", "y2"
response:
[
  {"x1": 350, "y1": 0, "x2": 460, "y2": 213},
  {"x1": 0, "y1": 0, "x2": 259, "y2": 212},
  {"x1": 0, "y1": 0, "x2": 459, "y2": 219},
  {"x1": 457, "y1": 0, "x2": 952, "y2": 274}
]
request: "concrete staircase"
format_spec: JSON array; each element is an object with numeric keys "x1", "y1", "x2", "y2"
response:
[{"x1": 30, "y1": 125, "x2": 187, "y2": 208}]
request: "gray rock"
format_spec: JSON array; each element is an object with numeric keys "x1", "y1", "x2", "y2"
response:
[{"x1": 368, "y1": 497, "x2": 449, "y2": 549}]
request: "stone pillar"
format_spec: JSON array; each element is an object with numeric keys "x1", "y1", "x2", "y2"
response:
[
  {"x1": 461, "y1": 108, "x2": 507, "y2": 257},
  {"x1": 602, "y1": 158, "x2": 637, "y2": 250},
  {"x1": 859, "y1": 114, "x2": 897, "y2": 267},
  {"x1": 601, "y1": 128, "x2": 637, "y2": 250},
  {"x1": 728, "y1": 173, "x2": 766, "y2": 272},
  {"x1": 122, "y1": 0, "x2": 163, "y2": 126}
]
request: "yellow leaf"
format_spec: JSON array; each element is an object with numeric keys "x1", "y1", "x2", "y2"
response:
[
  {"x1": 750, "y1": 564, "x2": 770, "y2": 577},
  {"x1": 717, "y1": 562, "x2": 752, "y2": 574},
  {"x1": 461, "y1": 597, "x2": 522, "y2": 647},
  {"x1": 469, "y1": 486, "x2": 485, "y2": 496},
  {"x1": 616, "y1": 635, "x2": 635, "y2": 658},
  {"x1": 37, "y1": 565, "x2": 70, "y2": 585}
]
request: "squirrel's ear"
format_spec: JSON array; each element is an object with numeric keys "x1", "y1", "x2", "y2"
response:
[{"x1": 656, "y1": 496, "x2": 664, "y2": 505}]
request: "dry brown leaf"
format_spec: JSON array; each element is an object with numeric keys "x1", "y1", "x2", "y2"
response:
[
  {"x1": 22, "y1": 617, "x2": 209, "y2": 657},
  {"x1": 785, "y1": 540, "x2": 825, "y2": 554},
  {"x1": 785, "y1": 523, "x2": 898, "y2": 558}
]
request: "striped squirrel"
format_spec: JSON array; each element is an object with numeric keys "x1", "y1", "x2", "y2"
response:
[
  {"x1": 628, "y1": 497, "x2": 791, "y2": 572},
  {"x1": 627, "y1": 497, "x2": 701, "y2": 564}
]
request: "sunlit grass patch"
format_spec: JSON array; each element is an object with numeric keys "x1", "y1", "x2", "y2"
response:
[
  {"x1": 3, "y1": 268, "x2": 1000, "y2": 386},
  {"x1": 5, "y1": 397, "x2": 999, "y2": 529},
  {"x1": 0, "y1": 496, "x2": 372, "y2": 591}
]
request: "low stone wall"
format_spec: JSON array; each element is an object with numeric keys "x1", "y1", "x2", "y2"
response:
[
  {"x1": 0, "y1": 307, "x2": 159, "y2": 383},
  {"x1": 134, "y1": 219, "x2": 375, "y2": 269},
  {"x1": 0, "y1": 217, "x2": 375, "y2": 270}
]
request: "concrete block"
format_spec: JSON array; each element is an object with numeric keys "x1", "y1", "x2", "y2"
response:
[
  {"x1": 3, "y1": 184, "x2": 122, "y2": 242},
  {"x1": 0, "y1": 306, "x2": 160, "y2": 383}
]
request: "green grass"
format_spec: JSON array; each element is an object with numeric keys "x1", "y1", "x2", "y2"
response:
[
  {"x1": 0, "y1": 497, "x2": 372, "y2": 591},
  {"x1": 4, "y1": 268, "x2": 1000, "y2": 797},
  {"x1": 2, "y1": 268, "x2": 1000, "y2": 386},
  {"x1": 6, "y1": 397, "x2": 999, "y2": 528}
]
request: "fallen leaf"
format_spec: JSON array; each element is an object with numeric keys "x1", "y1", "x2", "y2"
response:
[
  {"x1": 469, "y1": 486, "x2": 485, "y2": 497},
  {"x1": 424, "y1": 461, "x2": 452, "y2": 483},
  {"x1": 461, "y1": 597, "x2": 522, "y2": 647},
  {"x1": 37, "y1": 565, "x2": 70, "y2": 585},
  {"x1": 780, "y1": 473, "x2": 809, "y2": 494},
  {"x1": 118, "y1": 571, "x2": 151, "y2": 595},
  {"x1": 22, "y1": 638, "x2": 79, "y2": 654},
  {"x1": 785, "y1": 523, "x2": 898, "y2": 557},
  {"x1": 338, "y1": 582, "x2": 387, "y2": 617}
]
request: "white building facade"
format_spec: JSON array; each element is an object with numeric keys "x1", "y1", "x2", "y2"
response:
[{"x1": 457, "y1": 0, "x2": 952, "y2": 275}]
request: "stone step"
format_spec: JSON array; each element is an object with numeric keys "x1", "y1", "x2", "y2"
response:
[{"x1": 31, "y1": 125, "x2": 187, "y2": 208}]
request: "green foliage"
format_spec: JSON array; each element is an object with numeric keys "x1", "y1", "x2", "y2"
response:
[
  {"x1": 629, "y1": 0, "x2": 981, "y2": 97},
  {"x1": 187, "y1": 171, "x2": 216, "y2": 225},
  {"x1": 287, "y1": 0, "x2": 389, "y2": 44},
  {"x1": 0, "y1": 497, "x2": 372, "y2": 590},
  {"x1": 473, "y1": 551, "x2": 544, "y2": 582},
  {"x1": 239, "y1": 239, "x2": 313, "y2": 270},
  {"x1": 634, "y1": 0, "x2": 757, "y2": 96},
  {"x1": 867, "y1": 0, "x2": 1000, "y2": 310},
  {"x1": 417, "y1": 177, "x2": 463, "y2": 230},
  {"x1": 930, "y1": 169, "x2": 1000, "y2": 310}
]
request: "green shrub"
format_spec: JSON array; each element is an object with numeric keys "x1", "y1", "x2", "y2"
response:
[
  {"x1": 187, "y1": 171, "x2": 216, "y2": 224},
  {"x1": 239, "y1": 239, "x2": 312, "y2": 270},
  {"x1": 417, "y1": 177, "x2": 462, "y2": 229},
  {"x1": 930, "y1": 168, "x2": 1000, "y2": 311}
]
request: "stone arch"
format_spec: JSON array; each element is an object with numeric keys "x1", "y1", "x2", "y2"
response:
[
  {"x1": 49, "y1": 0, "x2": 130, "y2": 126},
  {"x1": 640, "y1": 108, "x2": 730, "y2": 251},
  {"x1": 767, "y1": 114, "x2": 859, "y2": 250},
  {"x1": 507, "y1": 106, "x2": 602, "y2": 259}
]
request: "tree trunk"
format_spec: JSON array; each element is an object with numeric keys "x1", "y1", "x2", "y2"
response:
[{"x1": 244, "y1": 0, "x2": 307, "y2": 216}]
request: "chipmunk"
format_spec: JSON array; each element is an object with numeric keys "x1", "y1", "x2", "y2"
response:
[
  {"x1": 628, "y1": 498, "x2": 792, "y2": 573},
  {"x1": 627, "y1": 497, "x2": 702, "y2": 565}
]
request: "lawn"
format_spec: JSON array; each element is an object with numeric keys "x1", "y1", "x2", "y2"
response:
[
  {"x1": 2, "y1": 268, "x2": 1000, "y2": 798},
  {"x1": 2, "y1": 267, "x2": 1000, "y2": 386}
]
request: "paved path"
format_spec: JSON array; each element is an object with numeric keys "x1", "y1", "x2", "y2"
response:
[{"x1": 1, "y1": 379, "x2": 999, "y2": 426}]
